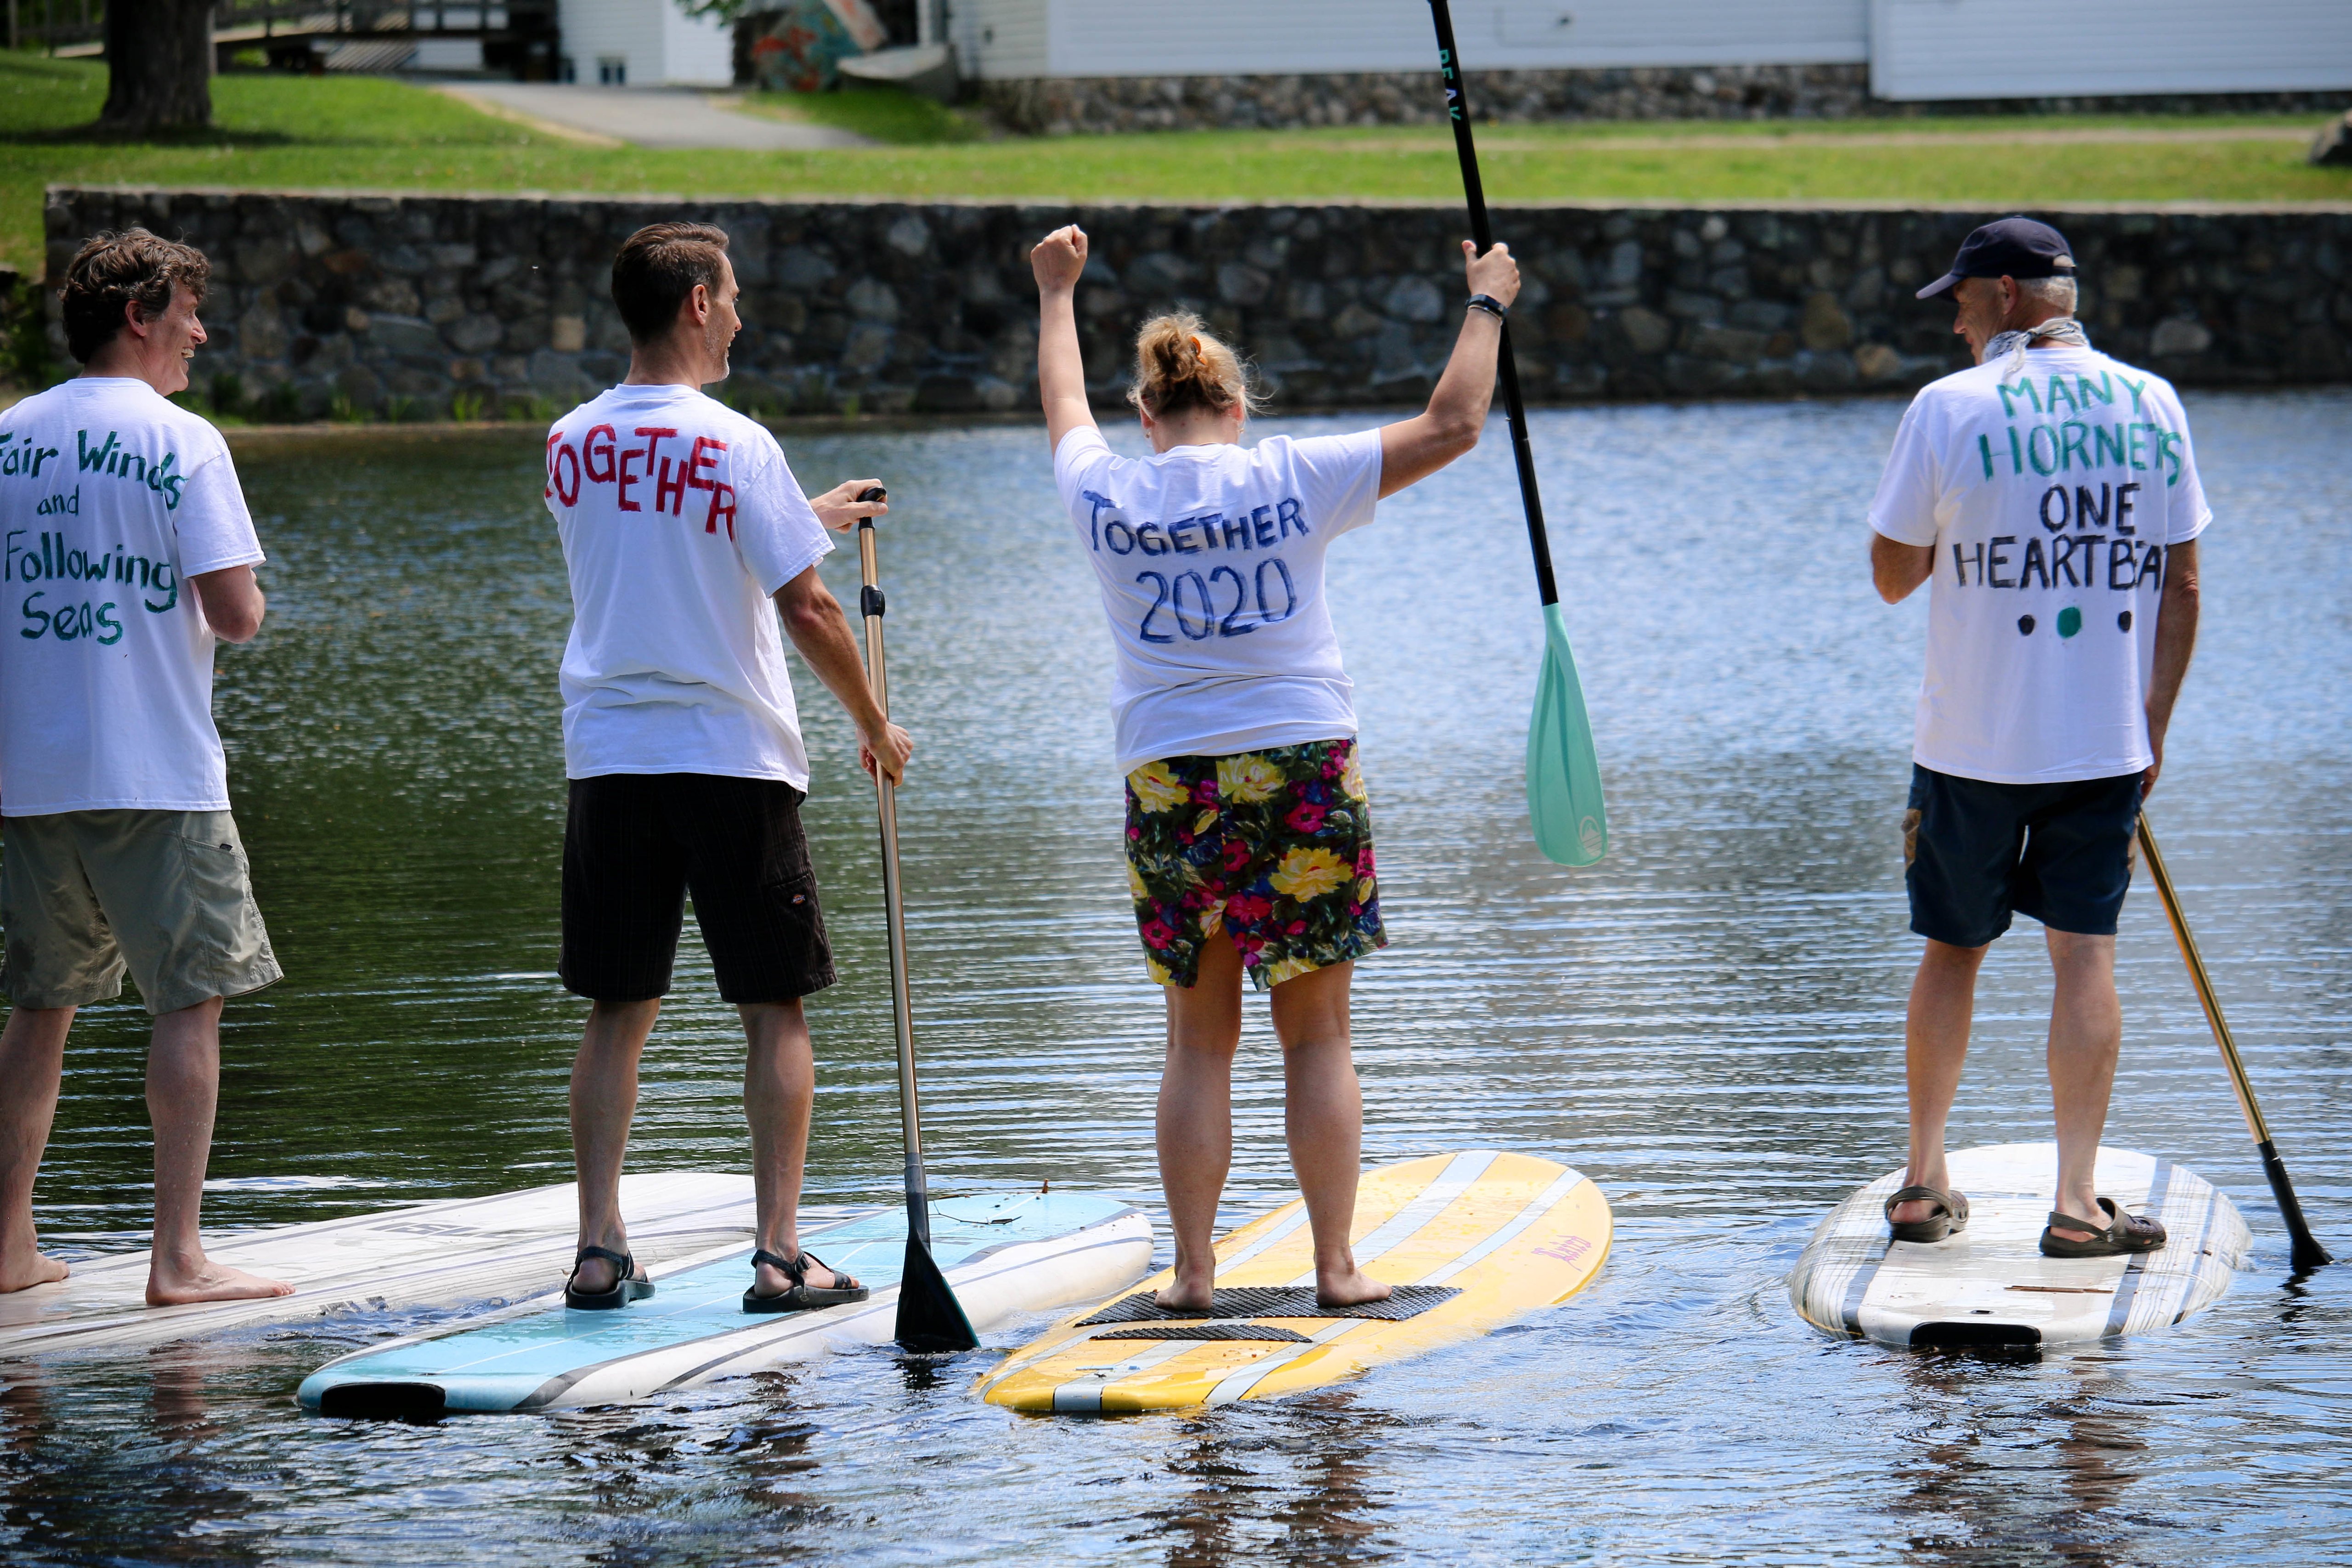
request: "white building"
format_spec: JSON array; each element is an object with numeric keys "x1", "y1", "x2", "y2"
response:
[
  {"x1": 946, "y1": 0, "x2": 2352, "y2": 101},
  {"x1": 557, "y1": 0, "x2": 733, "y2": 86}
]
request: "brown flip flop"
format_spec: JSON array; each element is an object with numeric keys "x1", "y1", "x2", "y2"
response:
[
  {"x1": 1884, "y1": 1184, "x2": 1971, "y2": 1244},
  {"x1": 2040, "y1": 1197, "x2": 2167, "y2": 1258}
]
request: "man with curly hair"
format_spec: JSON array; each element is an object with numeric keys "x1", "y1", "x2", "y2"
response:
[{"x1": 0, "y1": 229, "x2": 288, "y2": 1303}]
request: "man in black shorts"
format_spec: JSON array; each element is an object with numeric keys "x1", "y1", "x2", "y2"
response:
[
  {"x1": 543, "y1": 222, "x2": 910, "y2": 1310},
  {"x1": 1866, "y1": 217, "x2": 2209, "y2": 1259}
]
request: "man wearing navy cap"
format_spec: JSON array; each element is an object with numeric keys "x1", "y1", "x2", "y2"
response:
[{"x1": 1865, "y1": 216, "x2": 2210, "y2": 1259}]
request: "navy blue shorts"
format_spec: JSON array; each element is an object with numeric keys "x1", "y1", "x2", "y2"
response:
[{"x1": 1902, "y1": 764, "x2": 2143, "y2": 947}]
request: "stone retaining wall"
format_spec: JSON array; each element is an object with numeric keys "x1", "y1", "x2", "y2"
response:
[
  {"x1": 42, "y1": 187, "x2": 2352, "y2": 423},
  {"x1": 977, "y1": 66, "x2": 2350, "y2": 134}
]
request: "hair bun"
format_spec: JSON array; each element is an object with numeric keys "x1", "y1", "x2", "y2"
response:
[{"x1": 1129, "y1": 312, "x2": 1259, "y2": 421}]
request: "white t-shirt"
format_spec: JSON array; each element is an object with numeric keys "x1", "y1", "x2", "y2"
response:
[
  {"x1": 0, "y1": 378, "x2": 264, "y2": 816},
  {"x1": 1054, "y1": 425, "x2": 1384, "y2": 774},
  {"x1": 545, "y1": 385, "x2": 832, "y2": 788},
  {"x1": 1869, "y1": 345, "x2": 2211, "y2": 785}
]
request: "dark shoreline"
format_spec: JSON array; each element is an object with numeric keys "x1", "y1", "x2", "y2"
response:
[{"x1": 42, "y1": 188, "x2": 2352, "y2": 429}]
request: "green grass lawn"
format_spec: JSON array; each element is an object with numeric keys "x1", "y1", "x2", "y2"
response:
[{"x1": 4, "y1": 53, "x2": 2346, "y2": 275}]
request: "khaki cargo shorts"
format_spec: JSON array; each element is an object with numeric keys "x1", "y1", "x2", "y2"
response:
[{"x1": 2, "y1": 809, "x2": 282, "y2": 1015}]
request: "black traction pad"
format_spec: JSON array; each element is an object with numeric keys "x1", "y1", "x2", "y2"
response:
[
  {"x1": 1093, "y1": 1323, "x2": 1312, "y2": 1343},
  {"x1": 1077, "y1": 1285, "x2": 1460, "y2": 1326}
]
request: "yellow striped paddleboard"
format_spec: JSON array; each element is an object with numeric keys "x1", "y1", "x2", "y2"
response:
[{"x1": 977, "y1": 1149, "x2": 1611, "y2": 1413}]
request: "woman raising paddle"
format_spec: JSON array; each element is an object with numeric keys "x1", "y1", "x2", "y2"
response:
[{"x1": 1030, "y1": 224, "x2": 1521, "y2": 1309}]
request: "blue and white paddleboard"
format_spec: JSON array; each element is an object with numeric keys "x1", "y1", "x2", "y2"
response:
[{"x1": 299, "y1": 1189, "x2": 1150, "y2": 1416}]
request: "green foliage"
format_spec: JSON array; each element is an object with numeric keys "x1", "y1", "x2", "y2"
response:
[
  {"x1": 208, "y1": 371, "x2": 245, "y2": 417},
  {"x1": 450, "y1": 389, "x2": 487, "y2": 422},
  {"x1": 257, "y1": 380, "x2": 302, "y2": 423},
  {"x1": 2, "y1": 272, "x2": 59, "y2": 389}
]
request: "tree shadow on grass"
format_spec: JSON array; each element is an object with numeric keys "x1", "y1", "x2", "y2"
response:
[{"x1": 0, "y1": 121, "x2": 299, "y2": 148}]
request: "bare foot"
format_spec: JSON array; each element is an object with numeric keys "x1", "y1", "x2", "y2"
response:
[
  {"x1": 145, "y1": 1257, "x2": 293, "y2": 1306},
  {"x1": 1316, "y1": 1267, "x2": 1392, "y2": 1309},
  {"x1": 1153, "y1": 1269, "x2": 1215, "y2": 1313},
  {"x1": 0, "y1": 1251, "x2": 71, "y2": 1293}
]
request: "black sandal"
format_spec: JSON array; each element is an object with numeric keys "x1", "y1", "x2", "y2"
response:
[
  {"x1": 1884, "y1": 1184, "x2": 1970, "y2": 1244},
  {"x1": 2040, "y1": 1197, "x2": 2167, "y2": 1258},
  {"x1": 564, "y1": 1244, "x2": 655, "y2": 1310},
  {"x1": 741, "y1": 1248, "x2": 870, "y2": 1314}
]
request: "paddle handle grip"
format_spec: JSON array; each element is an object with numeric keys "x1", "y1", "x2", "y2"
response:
[{"x1": 1428, "y1": 0, "x2": 1560, "y2": 610}]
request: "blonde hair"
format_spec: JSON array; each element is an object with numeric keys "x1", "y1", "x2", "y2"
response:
[{"x1": 1127, "y1": 312, "x2": 1262, "y2": 420}]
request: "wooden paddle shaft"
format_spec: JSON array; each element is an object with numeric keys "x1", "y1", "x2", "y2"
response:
[
  {"x1": 2137, "y1": 814, "x2": 2329, "y2": 1269},
  {"x1": 1427, "y1": 0, "x2": 1559, "y2": 610},
  {"x1": 856, "y1": 516, "x2": 935, "y2": 1252}
]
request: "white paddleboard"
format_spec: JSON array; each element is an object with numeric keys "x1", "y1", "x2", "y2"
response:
[
  {"x1": 1789, "y1": 1143, "x2": 2250, "y2": 1348},
  {"x1": 0, "y1": 1171, "x2": 760, "y2": 1358},
  {"x1": 299, "y1": 1189, "x2": 1151, "y2": 1415}
]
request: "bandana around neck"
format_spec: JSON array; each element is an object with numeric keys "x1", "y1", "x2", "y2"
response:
[{"x1": 1984, "y1": 317, "x2": 2091, "y2": 375}]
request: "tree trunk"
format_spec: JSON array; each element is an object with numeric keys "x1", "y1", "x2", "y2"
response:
[{"x1": 100, "y1": 0, "x2": 215, "y2": 133}]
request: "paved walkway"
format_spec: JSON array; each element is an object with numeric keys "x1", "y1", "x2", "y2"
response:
[{"x1": 442, "y1": 82, "x2": 873, "y2": 151}]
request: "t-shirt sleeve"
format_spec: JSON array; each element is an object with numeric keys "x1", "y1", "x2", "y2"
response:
[
  {"x1": 1053, "y1": 425, "x2": 1113, "y2": 511},
  {"x1": 170, "y1": 442, "x2": 265, "y2": 577},
  {"x1": 2159, "y1": 395, "x2": 2212, "y2": 546},
  {"x1": 734, "y1": 435, "x2": 833, "y2": 597},
  {"x1": 1866, "y1": 395, "x2": 1945, "y2": 548},
  {"x1": 1282, "y1": 430, "x2": 1383, "y2": 539}
]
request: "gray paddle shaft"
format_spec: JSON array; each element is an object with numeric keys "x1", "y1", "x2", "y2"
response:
[{"x1": 857, "y1": 518, "x2": 933, "y2": 1252}]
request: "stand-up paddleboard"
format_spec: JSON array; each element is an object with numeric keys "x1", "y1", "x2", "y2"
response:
[
  {"x1": 978, "y1": 1149, "x2": 1611, "y2": 1414},
  {"x1": 0, "y1": 1172, "x2": 760, "y2": 1359},
  {"x1": 300, "y1": 1189, "x2": 1149, "y2": 1416},
  {"x1": 1790, "y1": 1143, "x2": 2250, "y2": 1349}
]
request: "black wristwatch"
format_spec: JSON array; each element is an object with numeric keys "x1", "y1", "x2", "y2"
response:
[{"x1": 1467, "y1": 294, "x2": 1509, "y2": 319}]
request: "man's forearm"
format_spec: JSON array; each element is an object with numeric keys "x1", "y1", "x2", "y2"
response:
[
  {"x1": 2146, "y1": 581, "x2": 2200, "y2": 735},
  {"x1": 780, "y1": 598, "x2": 887, "y2": 736}
]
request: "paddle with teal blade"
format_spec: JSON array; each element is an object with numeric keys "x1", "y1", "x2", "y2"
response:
[{"x1": 1427, "y1": 0, "x2": 1608, "y2": 866}]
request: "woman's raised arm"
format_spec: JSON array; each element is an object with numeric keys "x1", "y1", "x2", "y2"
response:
[
  {"x1": 1376, "y1": 241, "x2": 1522, "y2": 499},
  {"x1": 1031, "y1": 225, "x2": 1099, "y2": 454}
]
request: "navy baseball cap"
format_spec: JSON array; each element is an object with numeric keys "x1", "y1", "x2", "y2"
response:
[{"x1": 1916, "y1": 216, "x2": 2077, "y2": 300}]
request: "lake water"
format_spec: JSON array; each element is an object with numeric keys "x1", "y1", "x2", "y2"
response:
[{"x1": 5, "y1": 391, "x2": 2348, "y2": 1566}]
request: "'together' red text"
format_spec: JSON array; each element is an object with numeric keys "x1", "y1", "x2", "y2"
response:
[{"x1": 547, "y1": 425, "x2": 737, "y2": 538}]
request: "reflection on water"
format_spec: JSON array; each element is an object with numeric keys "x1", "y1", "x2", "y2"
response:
[{"x1": 2, "y1": 392, "x2": 2348, "y2": 1565}]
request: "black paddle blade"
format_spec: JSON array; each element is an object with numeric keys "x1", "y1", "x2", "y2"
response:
[{"x1": 893, "y1": 1233, "x2": 978, "y2": 1353}]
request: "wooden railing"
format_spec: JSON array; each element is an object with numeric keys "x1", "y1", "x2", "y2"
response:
[{"x1": 6, "y1": 0, "x2": 524, "y2": 53}]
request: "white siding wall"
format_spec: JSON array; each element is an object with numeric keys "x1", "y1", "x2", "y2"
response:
[
  {"x1": 954, "y1": 0, "x2": 1050, "y2": 79},
  {"x1": 658, "y1": 0, "x2": 734, "y2": 85},
  {"x1": 948, "y1": 0, "x2": 1868, "y2": 79},
  {"x1": 559, "y1": 0, "x2": 732, "y2": 86},
  {"x1": 1871, "y1": 0, "x2": 2352, "y2": 99}
]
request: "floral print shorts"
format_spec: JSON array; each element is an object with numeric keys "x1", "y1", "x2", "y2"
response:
[{"x1": 1124, "y1": 738, "x2": 1386, "y2": 991}]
